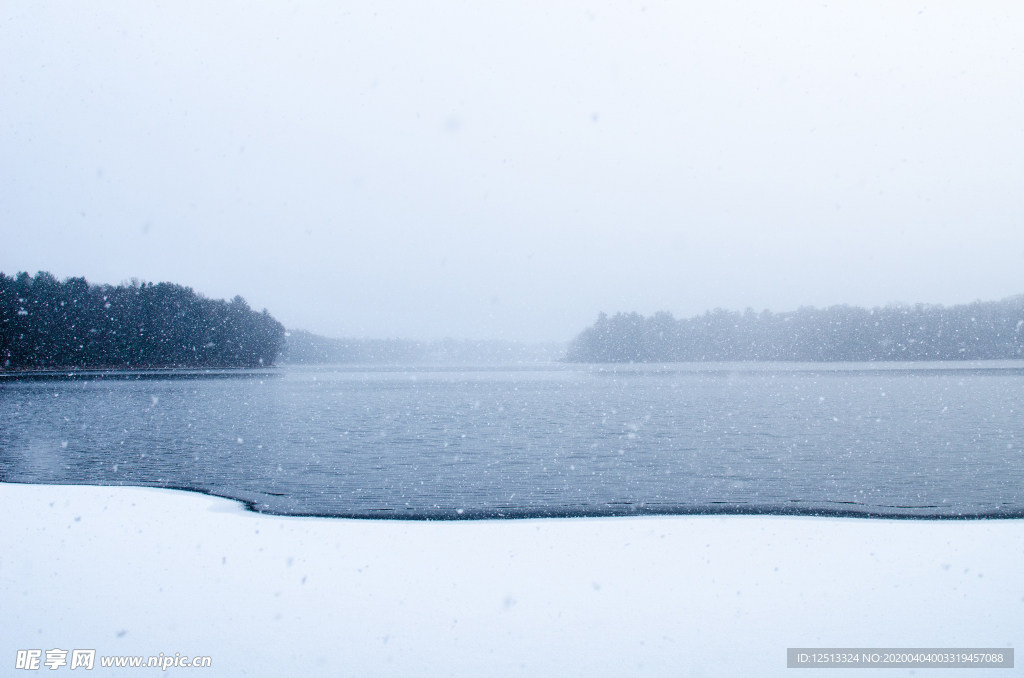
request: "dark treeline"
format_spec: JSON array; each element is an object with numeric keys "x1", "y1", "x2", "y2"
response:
[
  {"x1": 566, "y1": 297, "x2": 1024, "y2": 363},
  {"x1": 1, "y1": 271, "x2": 285, "y2": 370}
]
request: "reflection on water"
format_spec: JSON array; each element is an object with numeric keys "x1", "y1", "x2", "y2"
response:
[{"x1": 1, "y1": 363, "x2": 1022, "y2": 518}]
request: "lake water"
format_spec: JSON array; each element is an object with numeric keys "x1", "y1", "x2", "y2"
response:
[{"x1": 1, "y1": 363, "x2": 1022, "y2": 519}]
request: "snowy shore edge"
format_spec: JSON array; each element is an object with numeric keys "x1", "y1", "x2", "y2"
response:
[{"x1": 2, "y1": 483, "x2": 1020, "y2": 676}]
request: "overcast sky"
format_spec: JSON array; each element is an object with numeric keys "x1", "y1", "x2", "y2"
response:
[{"x1": 3, "y1": 2, "x2": 1023, "y2": 341}]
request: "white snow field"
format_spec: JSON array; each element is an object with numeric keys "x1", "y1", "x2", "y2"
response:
[{"x1": 2, "y1": 483, "x2": 1020, "y2": 677}]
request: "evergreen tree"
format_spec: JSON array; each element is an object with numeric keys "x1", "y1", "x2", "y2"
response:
[{"x1": 0, "y1": 272, "x2": 285, "y2": 369}]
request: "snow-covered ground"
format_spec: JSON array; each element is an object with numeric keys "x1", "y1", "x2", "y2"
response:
[{"x1": 2, "y1": 483, "x2": 1020, "y2": 676}]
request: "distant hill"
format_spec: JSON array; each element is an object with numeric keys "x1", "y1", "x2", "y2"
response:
[
  {"x1": 566, "y1": 296, "x2": 1024, "y2": 363},
  {"x1": 1, "y1": 271, "x2": 285, "y2": 370},
  {"x1": 281, "y1": 329, "x2": 565, "y2": 365}
]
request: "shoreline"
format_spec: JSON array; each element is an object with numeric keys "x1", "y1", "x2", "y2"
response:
[
  {"x1": 5, "y1": 481, "x2": 1020, "y2": 521},
  {"x1": 0, "y1": 366, "x2": 280, "y2": 381},
  {"x1": 5, "y1": 357, "x2": 1024, "y2": 376}
]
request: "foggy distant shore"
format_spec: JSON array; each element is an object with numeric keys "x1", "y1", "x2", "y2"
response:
[
  {"x1": 567, "y1": 296, "x2": 1024, "y2": 363},
  {"x1": 281, "y1": 329, "x2": 566, "y2": 365}
]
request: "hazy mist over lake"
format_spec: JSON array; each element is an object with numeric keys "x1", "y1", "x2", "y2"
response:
[{"x1": 3, "y1": 3, "x2": 1024, "y2": 341}]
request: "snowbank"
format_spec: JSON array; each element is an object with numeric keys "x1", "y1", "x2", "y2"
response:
[{"x1": 2, "y1": 483, "x2": 1020, "y2": 676}]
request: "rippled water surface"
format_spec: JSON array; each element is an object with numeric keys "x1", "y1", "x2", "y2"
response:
[{"x1": 2, "y1": 363, "x2": 1022, "y2": 518}]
